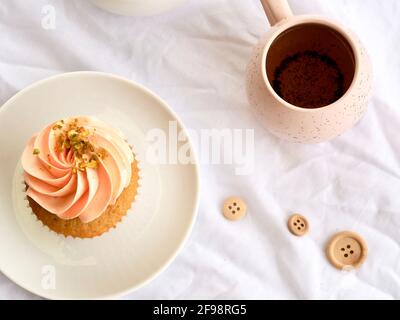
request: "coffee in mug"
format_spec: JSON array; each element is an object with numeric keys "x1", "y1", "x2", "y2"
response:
[
  {"x1": 246, "y1": 0, "x2": 372, "y2": 143},
  {"x1": 267, "y1": 23, "x2": 355, "y2": 109}
]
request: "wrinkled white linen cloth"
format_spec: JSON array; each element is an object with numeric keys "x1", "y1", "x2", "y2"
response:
[{"x1": 1, "y1": 0, "x2": 400, "y2": 300}]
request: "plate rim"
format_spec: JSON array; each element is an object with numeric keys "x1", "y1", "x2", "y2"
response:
[{"x1": 0, "y1": 71, "x2": 200, "y2": 300}]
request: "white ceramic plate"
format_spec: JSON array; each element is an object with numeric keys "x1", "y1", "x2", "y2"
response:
[
  {"x1": 88, "y1": 0, "x2": 187, "y2": 16},
  {"x1": 0, "y1": 72, "x2": 199, "y2": 299}
]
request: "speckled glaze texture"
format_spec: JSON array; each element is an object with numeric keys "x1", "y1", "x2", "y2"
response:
[{"x1": 246, "y1": 15, "x2": 372, "y2": 143}]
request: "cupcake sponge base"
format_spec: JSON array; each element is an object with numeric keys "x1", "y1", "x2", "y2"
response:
[{"x1": 27, "y1": 160, "x2": 139, "y2": 239}]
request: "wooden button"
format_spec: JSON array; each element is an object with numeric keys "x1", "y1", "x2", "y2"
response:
[
  {"x1": 288, "y1": 214, "x2": 309, "y2": 236},
  {"x1": 326, "y1": 231, "x2": 367, "y2": 270},
  {"x1": 222, "y1": 197, "x2": 246, "y2": 221}
]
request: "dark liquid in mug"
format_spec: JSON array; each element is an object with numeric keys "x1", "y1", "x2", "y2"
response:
[{"x1": 266, "y1": 24, "x2": 356, "y2": 109}]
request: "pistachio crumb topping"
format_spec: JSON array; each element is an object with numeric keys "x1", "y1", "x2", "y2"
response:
[
  {"x1": 52, "y1": 118, "x2": 107, "y2": 173},
  {"x1": 33, "y1": 148, "x2": 40, "y2": 155}
]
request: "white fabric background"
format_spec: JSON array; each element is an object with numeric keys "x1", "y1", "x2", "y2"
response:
[{"x1": 1, "y1": 0, "x2": 400, "y2": 300}]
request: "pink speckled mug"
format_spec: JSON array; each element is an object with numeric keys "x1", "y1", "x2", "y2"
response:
[{"x1": 246, "y1": 0, "x2": 372, "y2": 143}]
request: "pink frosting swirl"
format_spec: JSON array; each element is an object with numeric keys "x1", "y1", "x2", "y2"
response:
[{"x1": 22, "y1": 117, "x2": 134, "y2": 223}]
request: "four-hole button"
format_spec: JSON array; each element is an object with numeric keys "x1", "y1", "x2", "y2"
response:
[
  {"x1": 288, "y1": 214, "x2": 309, "y2": 236},
  {"x1": 223, "y1": 197, "x2": 246, "y2": 221},
  {"x1": 326, "y1": 231, "x2": 367, "y2": 269}
]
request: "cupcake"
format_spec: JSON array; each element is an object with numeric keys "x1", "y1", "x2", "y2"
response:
[{"x1": 21, "y1": 116, "x2": 139, "y2": 238}]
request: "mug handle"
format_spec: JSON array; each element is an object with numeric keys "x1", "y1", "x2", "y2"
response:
[{"x1": 260, "y1": 0, "x2": 293, "y2": 26}]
